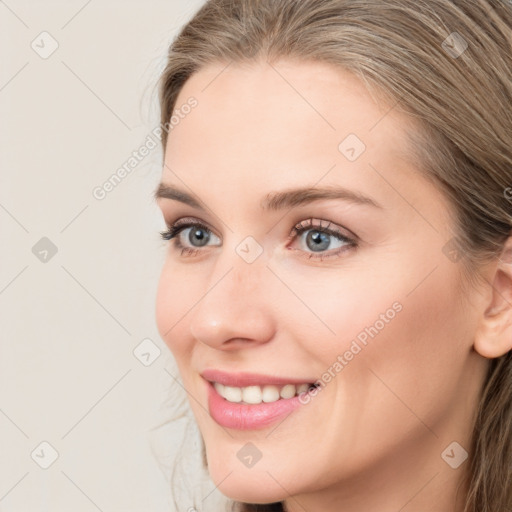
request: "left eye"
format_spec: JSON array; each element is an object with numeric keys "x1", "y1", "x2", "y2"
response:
[
  {"x1": 287, "y1": 219, "x2": 356, "y2": 259},
  {"x1": 291, "y1": 223, "x2": 353, "y2": 254},
  {"x1": 160, "y1": 218, "x2": 357, "y2": 260}
]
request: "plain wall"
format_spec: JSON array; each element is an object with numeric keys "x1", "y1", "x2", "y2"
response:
[{"x1": 0, "y1": 1, "x2": 227, "y2": 510}]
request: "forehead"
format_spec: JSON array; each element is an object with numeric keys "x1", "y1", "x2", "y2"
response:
[
  {"x1": 162, "y1": 59, "x2": 425, "y2": 211},
  {"x1": 170, "y1": 59, "x2": 401, "y2": 143}
]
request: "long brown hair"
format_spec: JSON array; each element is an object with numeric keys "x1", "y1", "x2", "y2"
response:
[{"x1": 157, "y1": 1, "x2": 512, "y2": 511}]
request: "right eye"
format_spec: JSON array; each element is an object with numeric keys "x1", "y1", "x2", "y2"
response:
[{"x1": 160, "y1": 218, "x2": 221, "y2": 256}]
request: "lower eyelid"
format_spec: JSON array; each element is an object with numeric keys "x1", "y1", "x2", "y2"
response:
[{"x1": 289, "y1": 243, "x2": 355, "y2": 260}]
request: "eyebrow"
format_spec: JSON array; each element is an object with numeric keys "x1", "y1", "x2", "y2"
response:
[{"x1": 154, "y1": 183, "x2": 383, "y2": 211}]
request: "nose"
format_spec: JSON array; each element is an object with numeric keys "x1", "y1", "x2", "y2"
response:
[{"x1": 188, "y1": 258, "x2": 276, "y2": 350}]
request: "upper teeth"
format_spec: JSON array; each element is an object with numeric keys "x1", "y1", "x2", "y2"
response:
[{"x1": 213, "y1": 382, "x2": 312, "y2": 404}]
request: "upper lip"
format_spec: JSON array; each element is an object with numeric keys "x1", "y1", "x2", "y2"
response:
[{"x1": 201, "y1": 368, "x2": 316, "y2": 388}]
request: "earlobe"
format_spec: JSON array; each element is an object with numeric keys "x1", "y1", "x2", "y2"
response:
[
  {"x1": 473, "y1": 237, "x2": 512, "y2": 359},
  {"x1": 474, "y1": 313, "x2": 512, "y2": 359}
]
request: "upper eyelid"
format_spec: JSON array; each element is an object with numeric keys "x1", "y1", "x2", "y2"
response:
[
  {"x1": 166, "y1": 217, "x2": 357, "y2": 243},
  {"x1": 168, "y1": 217, "x2": 221, "y2": 238},
  {"x1": 158, "y1": 205, "x2": 230, "y2": 234},
  {"x1": 292, "y1": 219, "x2": 357, "y2": 239}
]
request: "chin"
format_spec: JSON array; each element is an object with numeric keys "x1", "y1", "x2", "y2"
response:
[
  {"x1": 206, "y1": 456, "x2": 289, "y2": 503},
  {"x1": 214, "y1": 480, "x2": 286, "y2": 505}
]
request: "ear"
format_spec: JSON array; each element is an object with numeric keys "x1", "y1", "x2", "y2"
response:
[{"x1": 474, "y1": 236, "x2": 512, "y2": 359}]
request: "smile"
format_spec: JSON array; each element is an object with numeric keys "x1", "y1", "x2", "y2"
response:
[
  {"x1": 213, "y1": 381, "x2": 317, "y2": 404},
  {"x1": 204, "y1": 378, "x2": 320, "y2": 430}
]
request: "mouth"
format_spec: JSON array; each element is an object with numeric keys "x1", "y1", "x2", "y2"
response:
[
  {"x1": 210, "y1": 381, "x2": 319, "y2": 405},
  {"x1": 201, "y1": 368, "x2": 319, "y2": 404},
  {"x1": 201, "y1": 369, "x2": 321, "y2": 430}
]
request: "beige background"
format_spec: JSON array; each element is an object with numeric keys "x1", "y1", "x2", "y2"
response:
[{"x1": 0, "y1": 1, "x2": 228, "y2": 510}]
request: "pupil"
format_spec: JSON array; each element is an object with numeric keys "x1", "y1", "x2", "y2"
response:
[
  {"x1": 190, "y1": 228, "x2": 209, "y2": 247},
  {"x1": 307, "y1": 230, "x2": 329, "y2": 252}
]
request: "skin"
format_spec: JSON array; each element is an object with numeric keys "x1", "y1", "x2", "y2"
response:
[{"x1": 154, "y1": 58, "x2": 512, "y2": 512}]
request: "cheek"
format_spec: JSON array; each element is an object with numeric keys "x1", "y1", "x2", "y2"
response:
[
  {"x1": 376, "y1": 272, "x2": 467, "y2": 392},
  {"x1": 155, "y1": 262, "x2": 193, "y2": 356},
  {"x1": 341, "y1": 258, "x2": 470, "y2": 438},
  {"x1": 155, "y1": 266, "x2": 172, "y2": 345},
  {"x1": 288, "y1": 253, "x2": 469, "y2": 421},
  {"x1": 273, "y1": 261, "x2": 402, "y2": 364}
]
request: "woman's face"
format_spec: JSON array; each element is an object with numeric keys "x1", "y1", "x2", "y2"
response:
[{"x1": 155, "y1": 59, "x2": 489, "y2": 508}]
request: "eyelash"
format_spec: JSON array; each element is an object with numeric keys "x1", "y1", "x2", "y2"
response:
[{"x1": 159, "y1": 217, "x2": 357, "y2": 261}]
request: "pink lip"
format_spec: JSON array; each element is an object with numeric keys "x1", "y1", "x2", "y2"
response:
[
  {"x1": 205, "y1": 380, "x2": 315, "y2": 430},
  {"x1": 201, "y1": 368, "x2": 316, "y2": 387}
]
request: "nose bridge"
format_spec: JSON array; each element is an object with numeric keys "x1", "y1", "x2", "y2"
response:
[
  {"x1": 219, "y1": 235, "x2": 266, "y2": 290},
  {"x1": 188, "y1": 246, "x2": 275, "y2": 347},
  {"x1": 216, "y1": 256, "x2": 260, "y2": 298}
]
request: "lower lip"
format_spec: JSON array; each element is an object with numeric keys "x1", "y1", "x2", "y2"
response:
[{"x1": 206, "y1": 380, "x2": 314, "y2": 430}]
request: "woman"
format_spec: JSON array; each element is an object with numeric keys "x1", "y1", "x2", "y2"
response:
[{"x1": 151, "y1": 1, "x2": 512, "y2": 511}]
